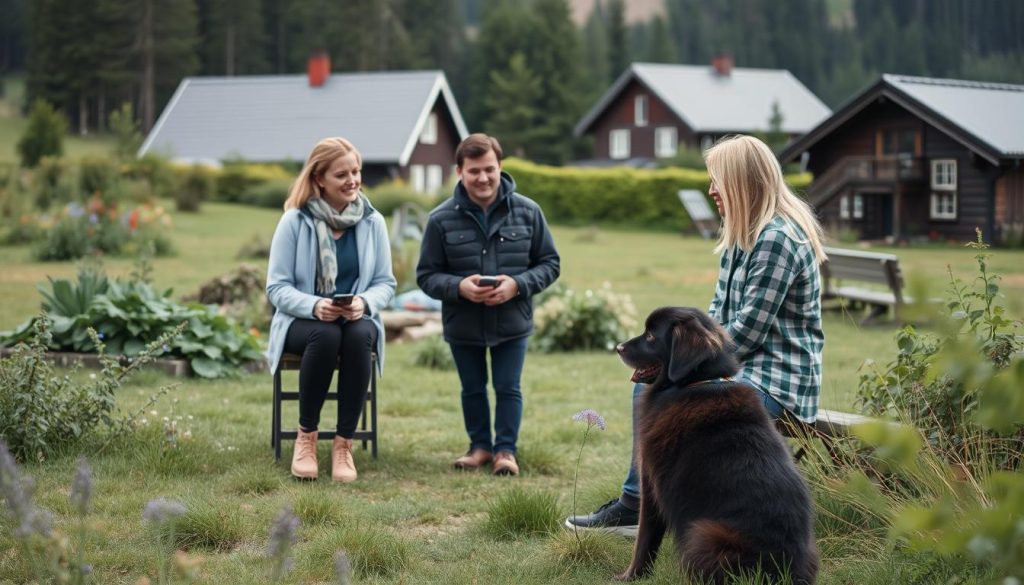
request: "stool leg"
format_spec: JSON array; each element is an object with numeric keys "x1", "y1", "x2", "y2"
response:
[
  {"x1": 273, "y1": 368, "x2": 282, "y2": 461},
  {"x1": 370, "y1": 363, "x2": 378, "y2": 459}
]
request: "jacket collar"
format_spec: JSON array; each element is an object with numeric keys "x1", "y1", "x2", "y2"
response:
[{"x1": 452, "y1": 171, "x2": 516, "y2": 214}]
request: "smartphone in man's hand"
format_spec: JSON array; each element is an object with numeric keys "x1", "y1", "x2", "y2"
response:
[
  {"x1": 332, "y1": 293, "x2": 355, "y2": 306},
  {"x1": 478, "y1": 276, "x2": 499, "y2": 288}
]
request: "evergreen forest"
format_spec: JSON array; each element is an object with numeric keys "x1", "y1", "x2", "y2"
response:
[{"x1": 1, "y1": 0, "x2": 1022, "y2": 164}]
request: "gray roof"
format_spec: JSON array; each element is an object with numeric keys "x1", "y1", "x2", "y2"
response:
[
  {"x1": 575, "y1": 63, "x2": 831, "y2": 137},
  {"x1": 883, "y1": 74, "x2": 1024, "y2": 157},
  {"x1": 139, "y1": 70, "x2": 468, "y2": 165}
]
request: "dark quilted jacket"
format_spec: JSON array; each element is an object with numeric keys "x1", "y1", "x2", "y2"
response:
[{"x1": 416, "y1": 172, "x2": 560, "y2": 346}]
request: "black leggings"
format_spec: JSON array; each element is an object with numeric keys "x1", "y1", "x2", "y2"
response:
[{"x1": 284, "y1": 317, "x2": 377, "y2": 438}]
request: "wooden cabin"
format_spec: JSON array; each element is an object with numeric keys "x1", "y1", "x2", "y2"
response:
[{"x1": 780, "y1": 75, "x2": 1024, "y2": 244}]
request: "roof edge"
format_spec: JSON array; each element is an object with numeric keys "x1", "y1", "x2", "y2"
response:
[
  {"x1": 398, "y1": 72, "x2": 469, "y2": 166},
  {"x1": 138, "y1": 78, "x2": 192, "y2": 157}
]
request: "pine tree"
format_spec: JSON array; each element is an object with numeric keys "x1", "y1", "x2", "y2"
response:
[
  {"x1": 646, "y1": 15, "x2": 676, "y2": 63},
  {"x1": 580, "y1": 1, "x2": 611, "y2": 101},
  {"x1": 606, "y1": 0, "x2": 630, "y2": 78},
  {"x1": 484, "y1": 53, "x2": 542, "y2": 159},
  {"x1": 203, "y1": 0, "x2": 269, "y2": 75}
]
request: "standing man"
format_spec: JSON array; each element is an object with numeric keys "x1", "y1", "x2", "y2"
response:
[{"x1": 417, "y1": 133, "x2": 560, "y2": 476}]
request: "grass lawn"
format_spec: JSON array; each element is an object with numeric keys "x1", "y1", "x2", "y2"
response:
[{"x1": 2, "y1": 202, "x2": 1019, "y2": 582}]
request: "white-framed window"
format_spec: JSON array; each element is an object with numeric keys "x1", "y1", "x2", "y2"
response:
[
  {"x1": 610, "y1": 129, "x2": 630, "y2": 159},
  {"x1": 420, "y1": 113, "x2": 438, "y2": 144},
  {"x1": 930, "y1": 192, "x2": 957, "y2": 220},
  {"x1": 426, "y1": 165, "x2": 443, "y2": 193},
  {"x1": 839, "y1": 195, "x2": 850, "y2": 219},
  {"x1": 852, "y1": 194, "x2": 864, "y2": 219},
  {"x1": 700, "y1": 135, "x2": 714, "y2": 151},
  {"x1": 409, "y1": 165, "x2": 425, "y2": 193},
  {"x1": 634, "y1": 94, "x2": 648, "y2": 127},
  {"x1": 931, "y1": 159, "x2": 957, "y2": 190},
  {"x1": 654, "y1": 127, "x2": 677, "y2": 158}
]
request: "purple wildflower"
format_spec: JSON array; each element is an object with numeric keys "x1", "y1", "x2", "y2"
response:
[
  {"x1": 334, "y1": 550, "x2": 352, "y2": 585},
  {"x1": 89, "y1": 213, "x2": 98, "y2": 224},
  {"x1": 142, "y1": 498, "x2": 187, "y2": 524},
  {"x1": 0, "y1": 441, "x2": 52, "y2": 538},
  {"x1": 66, "y1": 202, "x2": 85, "y2": 218},
  {"x1": 573, "y1": 409, "x2": 607, "y2": 431},
  {"x1": 267, "y1": 506, "x2": 300, "y2": 579},
  {"x1": 70, "y1": 457, "x2": 93, "y2": 516}
]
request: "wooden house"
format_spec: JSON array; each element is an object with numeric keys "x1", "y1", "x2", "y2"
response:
[
  {"x1": 139, "y1": 56, "x2": 468, "y2": 193},
  {"x1": 573, "y1": 57, "x2": 830, "y2": 165},
  {"x1": 779, "y1": 74, "x2": 1024, "y2": 243}
]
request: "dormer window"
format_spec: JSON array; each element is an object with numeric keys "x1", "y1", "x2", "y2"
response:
[
  {"x1": 420, "y1": 113, "x2": 438, "y2": 144},
  {"x1": 634, "y1": 95, "x2": 648, "y2": 127}
]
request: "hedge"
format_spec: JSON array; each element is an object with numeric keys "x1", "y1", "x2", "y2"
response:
[{"x1": 502, "y1": 158, "x2": 811, "y2": 231}]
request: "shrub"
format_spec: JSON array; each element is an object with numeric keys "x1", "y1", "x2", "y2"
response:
[
  {"x1": 856, "y1": 232, "x2": 1023, "y2": 472},
  {"x1": 235, "y1": 233, "x2": 271, "y2": 259},
  {"x1": 409, "y1": 335, "x2": 454, "y2": 370},
  {"x1": 502, "y1": 158, "x2": 809, "y2": 230},
  {"x1": 367, "y1": 180, "x2": 438, "y2": 217},
  {"x1": 239, "y1": 177, "x2": 291, "y2": 208},
  {"x1": 108, "y1": 102, "x2": 142, "y2": 160},
  {"x1": 216, "y1": 163, "x2": 292, "y2": 203},
  {"x1": 30, "y1": 155, "x2": 71, "y2": 209},
  {"x1": 183, "y1": 263, "x2": 270, "y2": 331},
  {"x1": 127, "y1": 153, "x2": 179, "y2": 200},
  {"x1": 0, "y1": 315, "x2": 179, "y2": 462},
  {"x1": 532, "y1": 283, "x2": 637, "y2": 352},
  {"x1": 78, "y1": 155, "x2": 121, "y2": 205},
  {"x1": 17, "y1": 99, "x2": 66, "y2": 168},
  {"x1": 175, "y1": 165, "x2": 217, "y2": 212}
]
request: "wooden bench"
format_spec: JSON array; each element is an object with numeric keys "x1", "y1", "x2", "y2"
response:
[
  {"x1": 821, "y1": 246, "x2": 907, "y2": 323},
  {"x1": 776, "y1": 408, "x2": 878, "y2": 464}
]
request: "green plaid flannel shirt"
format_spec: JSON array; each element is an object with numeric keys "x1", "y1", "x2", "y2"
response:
[{"x1": 708, "y1": 216, "x2": 824, "y2": 423}]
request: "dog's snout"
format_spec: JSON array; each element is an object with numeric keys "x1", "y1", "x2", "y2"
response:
[{"x1": 615, "y1": 343, "x2": 625, "y2": 354}]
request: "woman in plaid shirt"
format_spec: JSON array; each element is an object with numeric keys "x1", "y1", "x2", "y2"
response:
[{"x1": 566, "y1": 135, "x2": 827, "y2": 536}]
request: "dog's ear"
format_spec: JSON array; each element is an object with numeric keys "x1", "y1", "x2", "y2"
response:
[{"x1": 667, "y1": 317, "x2": 727, "y2": 383}]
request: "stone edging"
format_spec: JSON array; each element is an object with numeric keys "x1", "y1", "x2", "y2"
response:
[{"x1": 0, "y1": 348, "x2": 266, "y2": 378}]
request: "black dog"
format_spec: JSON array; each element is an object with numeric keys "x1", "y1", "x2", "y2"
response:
[{"x1": 617, "y1": 307, "x2": 818, "y2": 584}]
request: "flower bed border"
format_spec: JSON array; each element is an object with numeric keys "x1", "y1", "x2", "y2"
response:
[{"x1": 0, "y1": 348, "x2": 266, "y2": 377}]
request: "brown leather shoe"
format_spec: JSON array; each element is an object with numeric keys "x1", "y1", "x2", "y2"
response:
[
  {"x1": 331, "y1": 436, "x2": 357, "y2": 483},
  {"x1": 291, "y1": 429, "x2": 319, "y2": 479},
  {"x1": 453, "y1": 448, "x2": 492, "y2": 470},
  {"x1": 493, "y1": 451, "x2": 519, "y2": 476}
]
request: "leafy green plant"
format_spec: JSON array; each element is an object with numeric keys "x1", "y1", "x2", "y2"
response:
[
  {"x1": 532, "y1": 283, "x2": 637, "y2": 352},
  {"x1": 0, "y1": 315, "x2": 180, "y2": 462},
  {"x1": 108, "y1": 102, "x2": 142, "y2": 160},
  {"x1": 0, "y1": 266, "x2": 262, "y2": 378}
]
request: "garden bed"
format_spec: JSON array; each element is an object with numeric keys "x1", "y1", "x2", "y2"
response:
[{"x1": 0, "y1": 347, "x2": 265, "y2": 377}]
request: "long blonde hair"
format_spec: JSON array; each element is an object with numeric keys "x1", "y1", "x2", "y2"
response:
[
  {"x1": 283, "y1": 137, "x2": 362, "y2": 210},
  {"x1": 705, "y1": 135, "x2": 826, "y2": 264}
]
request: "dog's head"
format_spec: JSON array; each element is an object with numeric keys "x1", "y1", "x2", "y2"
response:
[{"x1": 616, "y1": 307, "x2": 738, "y2": 389}]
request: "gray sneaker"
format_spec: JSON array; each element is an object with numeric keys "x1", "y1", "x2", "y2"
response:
[{"x1": 564, "y1": 498, "x2": 638, "y2": 537}]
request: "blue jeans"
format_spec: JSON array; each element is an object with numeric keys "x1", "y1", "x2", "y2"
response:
[
  {"x1": 449, "y1": 336, "x2": 529, "y2": 455},
  {"x1": 622, "y1": 380, "x2": 786, "y2": 499}
]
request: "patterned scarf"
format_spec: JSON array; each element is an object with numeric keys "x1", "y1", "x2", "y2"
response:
[{"x1": 306, "y1": 194, "x2": 367, "y2": 295}]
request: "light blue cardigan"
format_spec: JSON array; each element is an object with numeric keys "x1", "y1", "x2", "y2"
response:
[{"x1": 265, "y1": 205, "x2": 396, "y2": 375}]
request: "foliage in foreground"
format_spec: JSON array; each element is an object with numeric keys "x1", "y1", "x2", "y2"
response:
[
  {"x1": 0, "y1": 263, "x2": 262, "y2": 378},
  {"x1": 0, "y1": 316, "x2": 178, "y2": 462},
  {"x1": 827, "y1": 233, "x2": 1024, "y2": 582}
]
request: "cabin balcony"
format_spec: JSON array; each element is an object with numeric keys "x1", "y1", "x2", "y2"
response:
[{"x1": 807, "y1": 155, "x2": 925, "y2": 207}]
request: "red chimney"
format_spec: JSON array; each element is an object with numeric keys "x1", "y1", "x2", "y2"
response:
[
  {"x1": 711, "y1": 52, "x2": 734, "y2": 77},
  {"x1": 308, "y1": 50, "x2": 330, "y2": 87}
]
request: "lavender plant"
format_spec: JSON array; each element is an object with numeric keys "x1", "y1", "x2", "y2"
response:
[
  {"x1": 143, "y1": 498, "x2": 188, "y2": 584},
  {"x1": 266, "y1": 506, "x2": 300, "y2": 582}
]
